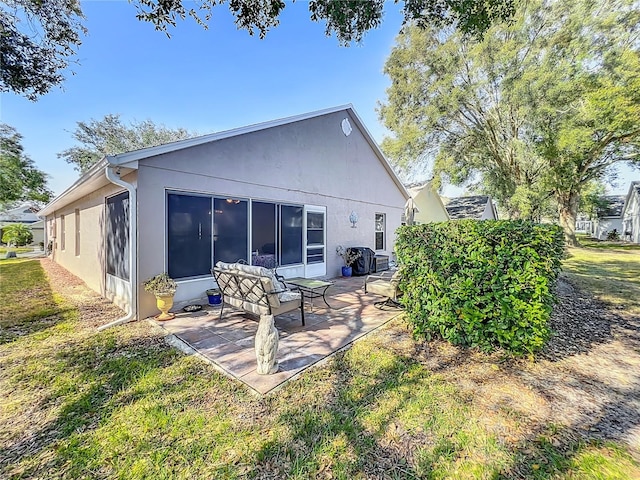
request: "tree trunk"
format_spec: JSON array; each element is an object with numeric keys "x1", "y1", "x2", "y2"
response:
[{"x1": 558, "y1": 192, "x2": 580, "y2": 247}]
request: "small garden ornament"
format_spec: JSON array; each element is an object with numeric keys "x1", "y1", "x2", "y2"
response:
[
  {"x1": 255, "y1": 314, "x2": 279, "y2": 374},
  {"x1": 143, "y1": 272, "x2": 178, "y2": 321}
]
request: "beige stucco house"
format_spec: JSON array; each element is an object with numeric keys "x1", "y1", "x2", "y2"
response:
[
  {"x1": 39, "y1": 105, "x2": 409, "y2": 325},
  {"x1": 405, "y1": 181, "x2": 450, "y2": 224}
]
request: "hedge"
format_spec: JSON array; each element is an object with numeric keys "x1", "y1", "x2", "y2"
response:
[{"x1": 395, "y1": 220, "x2": 565, "y2": 354}]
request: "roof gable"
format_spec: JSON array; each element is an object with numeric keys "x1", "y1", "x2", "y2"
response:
[
  {"x1": 39, "y1": 105, "x2": 409, "y2": 217},
  {"x1": 622, "y1": 181, "x2": 640, "y2": 217}
]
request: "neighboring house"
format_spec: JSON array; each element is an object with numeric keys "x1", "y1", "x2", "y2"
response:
[
  {"x1": 405, "y1": 181, "x2": 450, "y2": 224},
  {"x1": 442, "y1": 195, "x2": 499, "y2": 220},
  {"x1": 38, "y1": 105, "x2": 409, "y2": 322},
  {"x1": 0, "y1": 203, "x2": 42, "y2": 245},
  {"x1": 622, "y1": 181, "x2": 640, "y2": 243},
  {"x1": 29, "y1": 220, "x2": 45, "y2": 246},
  {"x1": 593, "y1": 195, "x2": 625, "y2": 240}
]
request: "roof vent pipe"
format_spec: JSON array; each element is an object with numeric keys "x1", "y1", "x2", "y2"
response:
[{"x1": 98, "y1": 165, "x2": 137, "y2": 331}]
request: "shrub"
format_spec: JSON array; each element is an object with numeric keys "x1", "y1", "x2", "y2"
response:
[
  {"x1": 606, "y1": 229, "x2": 620, "y2": 241},
  {"x1": 395, "y1": 220, "x2": 565, "y2": 354},
  {"x1": 2, "y1": 223, "x2": 33, "y2": 246}
]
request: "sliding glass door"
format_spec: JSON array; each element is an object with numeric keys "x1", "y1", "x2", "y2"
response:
[
  {"x1": 214, "y1": 198, "x2": 248, "y2": 265},
  {"x1": 167, "y1": 193, "x2": 212, "y2": 279},
  {"x1": 167, "y1": 192, "x2": 325, "y2": 279}
]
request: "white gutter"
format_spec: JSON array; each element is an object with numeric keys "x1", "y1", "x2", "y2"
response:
[{"x1": 98, "y1": 165, "x2": 138, "y2": 331}]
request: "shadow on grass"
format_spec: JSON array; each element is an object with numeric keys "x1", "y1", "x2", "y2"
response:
[
  {"x1": 252, "y1": 351, "x2": 426, "y2": 478},
  {"x1": 0, "y1": 259, "x2": 74, "y2": 344},
  {"x1": 0, "y1": 330, "x2": 184, "y2": 478}
]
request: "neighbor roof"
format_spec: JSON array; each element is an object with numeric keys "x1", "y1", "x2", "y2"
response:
[
  {"x1": 443, "y1": 195, "x2": 490, "y2": 220},
  {"x1": 39, "y1": 105, "x2": 409, "y2": 217},
  {"x1": 597, "y1": 195, "x2": 626, "y2": 218}
]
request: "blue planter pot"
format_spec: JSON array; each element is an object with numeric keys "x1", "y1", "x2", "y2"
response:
[
  {"x1": 206, "y1": 290, "x2": 222, "y2": 305},
  {"x1": 341, "y1": 266, "x2": 353, "y2": 277}
]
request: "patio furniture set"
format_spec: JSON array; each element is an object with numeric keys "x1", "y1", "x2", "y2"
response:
[{"x1": 212, "y1": 259, "x2": 402, "y2": 327}]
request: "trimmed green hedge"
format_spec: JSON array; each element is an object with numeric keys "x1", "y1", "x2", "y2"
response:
[{"x1": 395, "y1": 220, "x2": 564, "y2": 354}]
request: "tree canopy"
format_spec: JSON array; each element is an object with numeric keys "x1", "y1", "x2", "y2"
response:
[
  {"x1": 379, "y1": 0, "x2": 640, "y2": 244},
  {"x1": 0, "y1": 0, "x2": 86, "y2": 100},
  {"x1": 0, "y1": 124, "x2": 52, "y2": 207},
  {"x1": 135, "y1": 0, "x2": 515, "y2": 44},
  {"x1": 58, "y1": 114, "x2": 197, "y2": 173},
  {"x1": 3, "y1": 0, "x2": 514, "y2": 100}
]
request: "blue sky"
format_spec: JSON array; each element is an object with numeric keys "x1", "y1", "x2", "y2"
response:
[{"x1": 2, "y1": 1, "x2": 636, "y2": 198}]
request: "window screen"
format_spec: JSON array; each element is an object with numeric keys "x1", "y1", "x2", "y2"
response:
[{"x1": 106, "y1": 192, "x2": 130, "y2": 280}]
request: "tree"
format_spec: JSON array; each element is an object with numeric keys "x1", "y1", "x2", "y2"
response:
[
  {"x1": 379, "y1": 0, "x2": 640, "y2": 245},
  {"x1": 0, "y1": 124, "x2": 53, "y2": 207},
  {"x1": 134, "y1": 0, "x2": 515, "y2": 44},
  {"x1": 2, "y1": 223, "x2": 33, "y2": 247},
  {"x1": 0, "y1": 0, "x2": 86, "y2": 100},
  {"x1": 58, "y1": 115, "x2": 197, "y2": 173}
]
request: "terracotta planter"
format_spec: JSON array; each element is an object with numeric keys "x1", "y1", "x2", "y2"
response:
[{"x1": 155, "y1": 294, "x2": 175, "y2": 321}]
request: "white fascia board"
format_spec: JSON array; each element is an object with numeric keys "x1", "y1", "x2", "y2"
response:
[
  {"x1": 108, "y1": 104, "x2": 355, "y2": 166},
  {"x1": 38, "y1": 158, "x2": 110, "y2": 217}
]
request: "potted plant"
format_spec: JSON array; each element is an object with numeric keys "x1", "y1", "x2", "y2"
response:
[
  {"x1": 336, "y1": 245, "x2": 361, "y2": 277},
  {"x1": 206, "y1": 288, "x2": 222, "y2": 305},
  {"x1": 143, "y1": 272, "x2": 178, "y2": 320}
]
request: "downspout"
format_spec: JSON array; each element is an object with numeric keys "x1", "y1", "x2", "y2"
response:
[{"x1": 98, "y1": 165, "x2": 138, "y2": 331}]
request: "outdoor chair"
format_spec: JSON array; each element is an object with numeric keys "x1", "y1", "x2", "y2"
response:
[{"x1": 364, "y1": 270, "x2": 403, "y2": 309}]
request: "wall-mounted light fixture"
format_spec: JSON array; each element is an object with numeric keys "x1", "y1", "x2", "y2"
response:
[{"x1": 349, "y1": 211, "x2": 359, "y2": 228}]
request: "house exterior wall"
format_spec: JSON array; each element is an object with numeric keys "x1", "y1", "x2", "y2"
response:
[
  {"x1": 594, "y1": 217, "x2": 623, "y2": 240},
  {"x1": 135, "y1": 110, "x2": 405, "y2": 318},
  {"x1": 412, "y1": 186, "x2": 449, "y2": 223},
  {"x1": 623, "y1": 190, "x2": 640, "y2": 243},
  {"x1": 44, "y1": 172, "x2": 136, "y2": 311}
]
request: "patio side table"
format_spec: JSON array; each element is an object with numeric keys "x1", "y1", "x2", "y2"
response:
[{"x1": 285, "y1": 278, "x2": 333, "y2": 312}]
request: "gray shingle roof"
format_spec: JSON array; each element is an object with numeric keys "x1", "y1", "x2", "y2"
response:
[
  {"x1": 443, "y1": 195, "x2": 489, "y2": 219},
  {"x1": 597, "y1": 195, "x2": 626, "y2": 218}
]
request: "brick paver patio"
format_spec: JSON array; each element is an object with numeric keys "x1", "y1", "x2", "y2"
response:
[{"x1": 152, "y1": 275, "x2": 402, "y2": 394}]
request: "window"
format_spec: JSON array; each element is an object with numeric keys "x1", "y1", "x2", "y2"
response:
[
  {"x1": 375, "y1": 213, "x2": 385, "y2": 250},
  {"x1": 60, "y1": 215, "x2": 66, "y2": 250},
  {"x1": 106, "y1": 192, "x2": 130, "y2": 280},
  {"x1": 75, "y1": 209, "x2": 80, "y2": 256}
]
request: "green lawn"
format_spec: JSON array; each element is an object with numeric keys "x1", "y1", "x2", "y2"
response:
[
  {"x1": 565, "y1": 237, "x2": 640, "y2": 315},
  {"x1": 1, "y1": 258, "x2": 638, "y2": 479}
]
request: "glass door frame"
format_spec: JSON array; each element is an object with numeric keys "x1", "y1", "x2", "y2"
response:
[{"x1": 304, "y1": 204, "x2": 326, "y2": 278}]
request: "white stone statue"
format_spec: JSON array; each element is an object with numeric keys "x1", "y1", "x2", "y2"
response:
[{"x1": 255, "y1": 314, "x2": 279, "y2": 374}]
